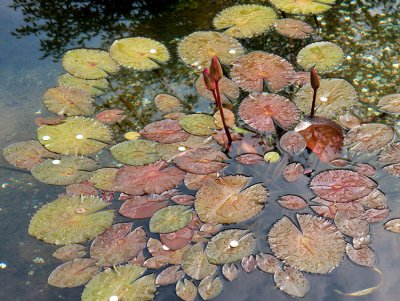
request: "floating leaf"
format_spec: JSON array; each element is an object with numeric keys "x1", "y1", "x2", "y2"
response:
[
  {"x1": 278, "y1": 195, "x2": 307, "y2": 210},
  {"x1": 338, "y1": 113, "x2": 361, "y2": 129},
  {"x1": 310, "y1": 170, "x2": 376, "y2": 203},
  {"x1": 171, "y1": 194, "x2": 195, "y2": 206},
  {"x1": 355, "y1": 163, "x2": 376, "y2": 177},
  {"x1": 241, "y1": 255, "x2": 257, "y2": 273},
  {"x1": 174, "y1": 148, "x2": 227, "y2": 175},
  {"x1": 150, "y1": 205, "x2": 193, "y2": 234},
  {"x1": 213, "y1": 108, "x2": 235, "y2": 129},
  {"x1": 264, "y1": 151, "x2": 281, "y2": 163},
  {"x1": 235, "y1": 153, "x2": 264, "y2": 165},
  {"x1": 282, "y1": 163, "x2": 304, "y2": 182},
  {"x1": 213, "y1": 5, "x2": 277, "y2": 38},
  {"x1": 239, "y1": 93, "x2": 300, "y2": 133},
  {"x1": 195, "y1": 175, "x2": 267, "y2": 224},
  {"x1": 274, "y1": 18, "x2": 314, "y2": 39},
  {"x1": 124, "y1": 131, "x2": 141, "y2": 140},
  {"x1": 140, "y1": 119, "x2": 190, "y2": 143},
  {"x1": 145, "y1": 238, "x2": 187, "y2": 268},
  {"x1": 66, "y1": 182, "x2": 98, "y2": 196},
  {"x1": 81, "y1": 265, "x2": 156, "y2": 301},
  {"x1": 179, "y1": 114, "x2": 216, "y2": 136},
  {"x1": 181, "y1": 243, "x2": 217, "y2": 280},
  {"x1": 156, "y1": 265, "x2": 185, "y2": 286},
  {"x1": 58, "y1": 73, "x2": 109, "y2": 97},
  {"x1": 346, "y1": 244, "x2": 375, "y2": 267},
  {"x1": 384, "y1": 219, "x2": 400, "y2": 233},
  {"x1": 62, "y1": 48, "x2": 119, "y2": 79},
  {"x1": 279, "y1": 131, "x2": 306, "y2": 155},
  {"x1": 176, "y1": 279, "x2": 197, "y2": 301},
  {"x1": 89, "y1": 168, "x2": 118, "y2": 191},
  {"x1": 115, "y1": 160, "x2": 185, "y2": 195},
  {"x1": 31, "y1": 156, "x2": 98, "y2": 186},
  {"x1": 177, "y1": 31, "x2": 244, "y2": 67},
  {"x1": 378, "y1": 142, "x2": 400, "y2": 163},
  {"x1": 95, "y1": 109, "x2": 125, "y2": 124},
  {"x1": 205, "y1": 229, "x2": 255, "y2": 264},
  {"x1": 3, "y1": 140, "x2": 56, "y2": 170},
  {"x1": 198, "y1": 276, "x2": 223, "y2": 300},
  {"x1": 35, "y1": 116, "x2": 64, "y2": 126},
  {"x1": 154, "y1": 94, "x2": 183, "y2": 113},
  {"x1": 48, "y1": 258, "x2": 99, "y2": 288},
  {"x1": 256, "y1": 253, "x2": 280, "y2": 273},
  {"x1": 195, "y1": 76, "x2": 239, "y2": 103},
  {"x1": 38, "y1": 116, "x2": 112, "y2": 155},
  {"x1": 274, "y1": 266, "x2": 310, "y2": 298},
  {"x1": 222, "y1": 263, "x2": 239, "y2": 281},
  {"x1": 359, "y1": 189, "x2": 388, "y2": 209},
  {"x1": 160, "y1": 227, "x2": 194, "y2": 250},
  {"x1": 334, "y1": 212, "x2": 369, "y2": 238},
  {"x1": 361, "y1": 208, "x2": 390, "y2": 223},
  {"x1": 52, "y1": 244, "x2": 86, "y2": 261},
  {"x1": 119, "y1": 195, "x2": 168, "y2": 219},
  {"x1": 184, "y1": 173, "x2": 218, "y2": 190},
  {"x1": 109, "y1": 37, "x2": 169, "y2": 70},
  {"x1": 377, "y1": 94, "x2": 400, "y2": 114},
  {"x1": 28, "y1": 195, "x2": 114, "y2": 245},
  {"x1": 297, "y1": 42, "x2": 344, "y2": 72},
  {"x1": 383, "y1": 164, "x2": 400, "y2": 178},
  {"x1": 231, "y1": 52, "x2": 295, "y2": 92},
  {"x1": 268, "y1": 214, "x2": 345, "y2": 274},
  {"x1": 344, "y1": 123, "x2": 394, "y2": 153},
  {"x1": 90, "y1": 223, "x2": 146, "y2": 266},
  {"x1": 111, "y1": 139, "x2": 160, "y2": 166},
  {"x1": 270, "y1": 0, "x2": 335, "y2": 14}
]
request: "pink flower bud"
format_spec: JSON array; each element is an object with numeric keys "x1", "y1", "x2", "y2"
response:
[
  {"x1": 310, "y1": 66, "x2": 320, "y2": 90},
  {"x1": 210, "y1": 56, "x2": 223, "y2": 82},
  {"x1": 203, "y1": 68, "x2": 216, "y2": 91}
]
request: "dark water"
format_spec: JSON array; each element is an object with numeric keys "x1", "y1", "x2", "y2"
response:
[{"x1": 0, "y1": 0, "x2": 399, "y2": 300}]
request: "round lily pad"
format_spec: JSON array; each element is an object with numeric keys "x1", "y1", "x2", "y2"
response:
[
  {"x1": 81, "y1": 265, "x2": 156, "y2": 301},
  {"x1": 37, "y1": 117, "x2": 112, "y2": 155},
  {"x1": 181, "y1": 243, "x2": 217, "y2": 280},
  {"x1": 297, "y1": 42, "x2": 344, "y2": 73},
  {"x1": 377, "y1": 94, "x2": 400, "y2": 114},
  {"x1": 140, "y1": 119, "x2": 190, "y2": 143},
  {"x1": 154, "y1": 94, "x2": 183, "y2": 113},
  {"x1": 62, "y1": 48, "x2": 120, "y2": 79},
  {"x1": 110, "y1": 139, "x2": 160, "y2": 165},
  {"x1": 149, "y1": 205, "x2": 193, "y2": 234},
  {"x1": 109, "y1": 37, "x2": 169, "y2": 70},
  {"x1": 28, "y1": 195, "x2": 114, "y2": 245},
  {"x1": 205, "y1": 229, "x2": 256, "y2": 264},
  {"x1": 89, "y1": 168, "x2": 118, "y2": 191},
  {"x1": 179, "y1": 114, "x2": 216, "y2": 136},
  {"x1": 31, "y1": 156, "x2": 98, "y2": 185},
  {"x1": 270, "y1": 0, "x2": 335, "y2": 15},
  {"x1": 58, "y1": 73, "x2": 109, "y2": 97},
  {"x1": 274, "y1": 18, "x2": 314, "y2": 39}
]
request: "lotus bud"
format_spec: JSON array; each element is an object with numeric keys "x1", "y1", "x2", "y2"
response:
[
  {"x1": 310, "y1": 66, "x2": 320, "y2": 90},
  {"x1": 203, "y1": 68, "x2": 216, "y2": 91},
  {"x1": 210, "y1": 56, "x2": 223, "y2": 82}
]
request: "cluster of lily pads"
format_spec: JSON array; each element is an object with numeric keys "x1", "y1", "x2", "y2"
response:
[{"x1": 3, "y1": 1, "x2": 400, "y2": 300}]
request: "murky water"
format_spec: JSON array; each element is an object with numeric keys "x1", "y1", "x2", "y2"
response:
[{"x1": 0, "y1": 0, "x2": 399, "y2": 300}]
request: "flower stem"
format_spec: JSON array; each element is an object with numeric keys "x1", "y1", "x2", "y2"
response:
[{"x1": 213, "y1": 81, "x2": 233, "y2": 148}]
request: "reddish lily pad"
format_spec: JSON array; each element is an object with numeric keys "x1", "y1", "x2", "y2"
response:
[
  {"x1": 149, "y1": 205, "x2": 193, "y2": 234},
  {"x1": 156, "y1": 265, "x2": 185, "y2": 286},
  {"x1": 282, "y1": 163, "x2": 304, "y2": 182},
  {"x1": 145, "y1": 238, "x2": 188, "y2": 268},
  {"x1": 355, "y1": 163, "x2": 376, "y2": 177},
  {"x1": 235, "y1": 153, "x2": 264, "y2": 165},
  {"x1": 119, "y1": 195, "x2": 168, "y2": 219},
  {"x1": 52, "y1": 244, "x2": 86, "y2": 261},
  {"x1": 160, "y1": 227, "x2": 194, "y2": 250},
  {"x1": 195, "y1": 75, "x2": 240, "y2": 103},
  {"x1": 239, "y1": 93, "x2": 300, "y2": 133},
  {"x1": 184, "y1": 173, "x2": 219, "y2": 190},
  {"x1": 358, "y1": 189, "x2": 388, "y2": 209},
  {"x1": 171, "y1": 194, "x2": 195, "y2": 206},
  {"x1": 90, "y1": 223, "x2": 147, "y2": 266},
  {"x1": 35, "y1": 116, "x2": 64, "y2": 126},
  {"x1": 274, "y1": 18, "x2": 314, "y2": 39},
  {"x1": 346, "y1": 244, "x2": 375, "y2": 267},
  {"x1": 95, "y1": 109, "x2": 125, "y2": 124},
  {"x1": 241, "y1": 255, "x2": 257, "y2": 273},
  {"x1": 174, "y1": 148, "x2": 228, "y2": 175},
  {"x1": 140, "y1": 119, "x2": 190, "y2": 143},
  {"x1": 334, "y1": 212, "x2": 370, "y2": 238},
  {"x1": 279, "y1": 131, "x2": 306, "y2": 155},
  {"x1": 361, "y1": 209, "x2": 390, "y2": 224},
  {"x1": 222, "y1": 263, "x2": 239, "y2": 281},
  {"x1": 256, "y1": 253, "x2": 280, "y2": 274},
  {"x1": 115, "y1": 160, "x2": 185, "y2": 195},
  {"x1": 48, "y1": 258, "x2": 99, "y2": 288},
  {"x1": 278, "y1": 195, "x2": 307, "y2": 210}
]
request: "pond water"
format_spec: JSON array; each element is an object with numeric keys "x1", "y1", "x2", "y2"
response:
[{"x1": 0, "y1": 0, "x2": 399, "y2": 300}]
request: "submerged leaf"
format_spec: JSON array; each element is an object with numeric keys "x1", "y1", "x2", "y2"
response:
[
  {"x1": 198, "y1": 276, "x2": 223, "y2": 300},
  {"x1": 181, "y1": 243, "x2": 217, "y2": 280},
  {"x1": 274, "y1": 266, "x2": 310, "y2": 298},
  {"x1": 174, "y1": 148, "x2": 228, "y2": 174},
  {"x1": 149, "y1": 205, "x2": 193, "y2": 234}
]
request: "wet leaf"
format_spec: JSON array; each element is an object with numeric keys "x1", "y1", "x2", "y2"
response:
[
  {"x1": 346, "y1": 244, "x2": 375, "y2": 267},
  {"x1": 154, "y1": 93, "x2": 183, "y2": 113},
  {"x1": 358, "y1": 189, "x2": 388, "y2": 209},
  {"x1": 184, "y1": 173, "x2": 218, "y2": 190},
  {"x1": 377, "y1": 94, "x2": 400, "y2": 114},
  {"x1": 156, "y1": 265, "x2": 185, "y2": 286},
  {"x1": 181, "y1": 243, "x2": 217, "y2": 280},
  {"x1": 52, "y1": 244, "x2": 86, "y2": 261},
  {"x1": 171, "y1": 194, "x2": 195, "y2": 206},
  {"x1": 205, "y1": 229, "x2": 255, "y2": 264},
  {"x1": 58, "y1": 73, "x2": 109, "y2": 97},
  {"x1": 35, "y1": 116, "x2": 64, "y2": 126},
  {"x1": 110, "y1": 139, "x2": 160, "y2": 166},
  {"x1": 179, "y1": 114, "x2": 216, "y2": 136},
  {"x1": 383, "y1": 164, "x2": 400, "y2": 178},
  {"x1": 235, "y1": 153, "x2": 264, "y2": 165},
  {"x1": 146, "y1": 238, "x2": 187, "y2": 266},
  {"x1": 278, "y1": 195, "x2": 307, "y2": 210},
  {"x1": 256, "y1": 253, "x2": 280, "y2": 273},
  {"x1": 140, "y1": 119, "x2": 190, "y2": 143},
  {"x1": 119, "y1": 195, "x2": 168, "y2": 219},
  {"x1": 95, "y1": 109, "x2": 125, "y2": 124},
  {"x1": 274, "y1": 18, "x2": 314, "y2": 39},
  {"x1": 282, "y1": 163, "x2": 304, "y2": 182},
  {"x1": 264, "y1": 151, "x2": 280, "y2": 163},
  {"x1": 222, "y1": 263, "x2": 239, "y2": 281},
  {"x1": 195, "y1": 175, "x2": 267, "y2": 224},
  {"x1": 274, "y1": 266, "x2": 310, "y2": 298},
  {"x1": 384, "y1": 219, "x2": 400, "y2": 233},
  {"x1": 81, "y1": 265, "x2": 156, "y2": 301},
  {"x1": 279, "y1": 131, "x2": 306, "y2": 155},
  {"x1": 196, "y1": 75, "x2": 239, "y2": 103},
  {"x1": 150, "y1": 205, "x2": 193, "y2": 234},
  {"x1": 354, "y1": 163, "x2": 376, "y2": 177},
  {"x1": 198, "y1": 276, "x2": 223, "y2": 300},
  {"x1": 48, "y1": 258, "x2": 99, "y2": 288},
  {"x1": 160, "y1": 227, "x2": 194, "y2": 250},
  {"x1": 334, "y1": 212, "x2": 369, "y2": 238},
  {"x1": 213, "y1": 108, "x2": 236, "y2": 129},
  {"x1": 361, "y1": 208, "x2": 390, "y2": 223},
  {"x1": 115, "y1": 160, "x2": 185, "y2": 195},
  {"x1": 241, "y1": 255, "x2": 257, "y2": 273},
  {"x1": 66, "y1": 182, "x2": 98, "y2": 196},
  {"x1": 297, "y1": 41, "x2": 343, "y2": 72},
  {"x1": 174, "y1": 148, "x2": 228, "y2": 174},
  {"x1": 89, "y1": 168, "x2": 118, "y2": 191},
  {"x1": 90, "y1": 223, "x2": 147, "y2": 266},
  {"x1": 176, "y1": 279, "x2": 197, "y2": 301}
]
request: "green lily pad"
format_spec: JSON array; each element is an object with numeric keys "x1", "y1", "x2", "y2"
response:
[
  {"x1": 181, "y1": 243, "x2": 217, "y2": 280},
  {"x1": 110, "y1": 139, "x2": 160, "y2": 165},
  {"x1": 179, "y1": 114, "x2": 216, "y2": 136},
  {"x1": 176, "y1": 279, "x2": 197, "y2": 301},
  {"x1": 58, "y1": 73, "x2": 109, "y2": 97},
  {"x1": 150, "y1": 205, "x2": 193, "y2": 234},
  {"x1": 28, "y1": 195, "x2": 114, "y2": 245},
  {"x1": 198, "y1": 276, "x2": 223, "y2": 300},
  {"x1": 89, "y1": 168, "x2": 118, "y2": 191},
  {"x1": 31, "y1": 156, "x2": 98, "y2": 185},
  {"x1": 38, "y1": 117, "x2": 112, "y2": 155},
  {"x1": 81, "y1": 265, "x2": 156, "y2": 301},
  {"x1": 297, "y1": 42, "x2": 344, "y2": 73},
  {"x1": 205, "y1": 229, "x2": 255, "y2": 264}
]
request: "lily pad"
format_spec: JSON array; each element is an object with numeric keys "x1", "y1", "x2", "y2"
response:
[
  {"x1": 111, "y1": 139, "x2": 160, "y2": 166},
  {"x1": 95, "y1": 109, "x2": 126, "y2": 124},
  {"x1": 198, "y1": 276, "x2": 223, "y2": 300},
  {"x1": 256, "y1": 253, "x2": 280, "y2": 274},
  {"x1": 205, "y1": 229, "x2": 255, "y2": 264},
  {"x1": 52, "y1": 244, "x2": 86, "y2": 261},
  {"x1": 48, "y1": 258, "x2": 99, "y2": 288},
  {"x1": 160, "y1": 227, "x2": 194, "y2": 250},
  {"x1": 274, "y1": 266, "x2": 309, "y2": 298},
  {"x1": 90, "y1": 223, "x2": 147, "y2": 266},
  {"x1": 195, "y1": 175, "x2": 267, "y2": 224},
  {"x1": 174, "y1": 148, "x2": 228, "y2": 174},
  {"x1": 119, "y1": 195, "x2": 168, "y2": 219},
  {"x1": 179, "y1": 114, "x2": 216, "y2": 136},
  {"x1": 384, "y1": 219, "x2": 400, "y2": 233},
  {"x1": 279, "y1": 131, "x2": 307, "y2": 155},
  {"x1": 89, "y1": 168, "x2": 118, "y2": 191},
  {"x1": 184, "y1": 172, "x2": 219, "y2": 190},
  {"x1": 149, "y1": 205, "x2": 193, "y2": 234},
  {"x1": 58, "y1": 73, "x2": 109, "y2": 97},
  {"x1": 222, "y1": 263, "x2": 239, "y2": 281},
  {"x1": 145, "y1": 238, "x2": 187, "y2": 268},
  {"x1": 274, "y1": 18, "x2": 314, "y2": 39},
  {"x1": 278, "y1": 195, "x2": 307, "y2": 210},
  {"x1": 346, "y1": 244, "x2": 375, "y2": 267},
  {"x1": 154, "y1": 94, "x2": 183, "y2": 113},
  {"x1": 235, "y1": 153, "x2": 264, "y2": 165},
  {"x1": 377, "y1": 94, "x2": 400, "y2": 114},
  {"x1": 176, "y1": 279, "x2": 197, "y2": 301},
  {"x1": 181, "y1": 243, "x2": 217, "y2": 280},
  {"x1": 28, "y1": 195, "x2": 114, "y2": 245},
  {"x1": 270, "y1": 0, "x2": 335, "y2": 15},
  {"x1": 282, "y1": 163, "x2": 304, "y2": 182},
  {"x1": 297, "y1": 42, "x2": 344, "y2": 72},
  {"x1": 31, "y1": 156, "x2": 98, "y2": 186},
  {"x1": 81, "y1": 264, "x2": 156, "y2": 301},
  {"x1": 140, "y1": 119, "x2": 190, "y2": 143},
  {"x1": 156, "y1": 265, "x2": 185, "y2": 286},
  {"x1": 38, "y1": 117, "x2": 112, "y2": 155},
  {"x1": 195, "y1": 75, "x2": 240, "y2": 103},
  {"x1": 242, "y1": 255, "x2": 257, "y2": 273}
]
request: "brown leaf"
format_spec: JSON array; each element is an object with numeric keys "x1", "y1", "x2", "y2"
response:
[
  {"x1": 346, "y1": 244, "x2": 375, "y2": 267},
  {"x1": 156, "y1": 265, "x2": 185, "y2": 286},
  {"x1": 174, "y1": 148, "x2": 228, "y2": 174},
  {"x1": 52, "y1": 244, "x2": 86, "y2": 261},
  {"x1": 334, "y1": 212, "x2": 370, "y2": 238},
  {"x1": 176, "y1": 279, "x2": 197, "y2": 301},
  {"x1": 274, "y1": 266, "x2": 309, "y2": 298},
  {"x1": 256, "y1": 253, "x2": 280, "y2": 274},
  {"x1": 278, "y1": 195, "x2": 307, "y2": 210},
  {"x1": 171, "y1": 194, "x2": 195, "y2": 205},
  {"x1": 361, "y1": 208, "x2": 390, "y2": 223},
  {"x1": 222, "y1": 263, "x2": 239, "y2": 281},
  {"x1": 235, "y1": 153, "x2": 264, "y2": 165},
  {"x1": 384, "y1": 219, "x2": 400, "y2": 233},
  {"x1": 140, "y1": 119, "x2": 190, "y2": 143},
  {"x1": 160, "y1": 227, "x2": 194, "y2": 250},
  {"x1": 95, "y1": 109, "x2": 125, "y2": 124},
  {"x1": 119, "y1": 195, "x2": 168, "y2": 219},
  {"x1": 241, "y1": 255, "x2": 257, "y2": 273}
]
